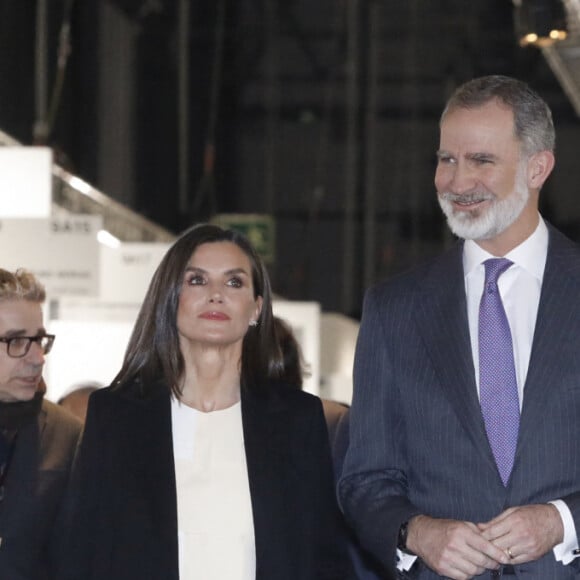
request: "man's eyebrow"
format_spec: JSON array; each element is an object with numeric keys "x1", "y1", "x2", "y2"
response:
[
  {"x1": 2, "y1": 328, "x2": 46, "y2": 338},
  {"x1": 2, "y1": 329, "x2": 27, "y2": 338},
  {"x1": 467, "y1": 152, "x2": 498, "y2": 160},
  {"x1": 436, "y1": 150, "x2": 499, "y2": 161}
]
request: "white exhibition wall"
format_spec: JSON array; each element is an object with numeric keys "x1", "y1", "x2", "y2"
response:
[
  {"x1": 0, "y1": 147, "x2": 358, "y2": 404},
  {"x1": 44, "y1": 299, "x2": 324, "y2": 402},
  {"x1": 44, "y1": 318, "x2": 135, "y2": 402},
  {"x1": 272, "y1": 300, "x2": 320, "y2": 395},
  {"x1": 0, "y1": 216, "x2": 102, "y2": 297},
  {"x1": 0, "y1": 147, "x2": 52, "y2": 217}
]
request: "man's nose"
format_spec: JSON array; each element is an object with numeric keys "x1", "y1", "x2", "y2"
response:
[
  {"x1": 440, "y1": 162, "x2": 476, "y2": 195},
  {"x1": 25, "y1": 340, "x2": 45, "y2": 365}
]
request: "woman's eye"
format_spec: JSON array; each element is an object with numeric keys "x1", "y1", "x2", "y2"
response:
[
  {"x1": 227, "y1": 277, "x2": 243, "y2": 288},
  {"x1": 187, "y1": 275, "x2": 205, "y2": 285}
]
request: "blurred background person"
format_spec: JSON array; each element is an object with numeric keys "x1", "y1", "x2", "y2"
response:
[
  {"x1": 273, "y1": 315, "x2": 349, "y2": 444},
  {"x1": 0, "y1": 268, "x2": 82, "y2": 580},
  {"x1": 57, "y1": 380, "x2": 102, "y2": 423},
  {"x1": 62, "y1": 224, "x2": 352, "y2": 580},
  {"x1": 274, "y1": 314, "x2": 383, "y2": 579},
  {"x1": 273, "y1": 315, "x2": 306, "y2": 389}
]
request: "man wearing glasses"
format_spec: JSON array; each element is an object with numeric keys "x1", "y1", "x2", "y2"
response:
[{"x1": 0, "y1": 268, "x2": 82, "y2": 579}]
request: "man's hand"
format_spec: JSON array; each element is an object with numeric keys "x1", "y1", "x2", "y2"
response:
[
  {"x1": 406, "y1": 515, "x2": 510, "y2": 580},
  {"x1": 478, "y1": 504, "x2": 564, "y2": 564}
]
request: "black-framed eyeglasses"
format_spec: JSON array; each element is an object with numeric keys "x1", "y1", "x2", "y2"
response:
[{"x1": 0, "y1": 335, "x2": 55, "y2": 358}]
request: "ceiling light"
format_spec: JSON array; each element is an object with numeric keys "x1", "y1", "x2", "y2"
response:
[{"x1": 514, "y1": 0, "x2": 568, "y2": 47}]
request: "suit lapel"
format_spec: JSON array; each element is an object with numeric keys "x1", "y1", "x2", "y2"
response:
[
  {"x1": 128, "y1": 388, "x2": 179, "y2": 580},
  {"x1": 241, "y1": 388, "x2": 292, "y2": 579},
  {"x1": 415, "y1": 243, "x2": 497, "y2": 468},
  {"x1": 517, "y1": 228, "x2": 580, "y2": 458}
]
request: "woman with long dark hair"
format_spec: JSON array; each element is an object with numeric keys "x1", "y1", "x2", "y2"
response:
[{"x1": 62, "y1": 224, "x2": 352, "y2": 580}]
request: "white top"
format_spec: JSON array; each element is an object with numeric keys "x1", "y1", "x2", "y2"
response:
[{"x1": 171, "y1": 398, "x2": 256, "y2": 580}]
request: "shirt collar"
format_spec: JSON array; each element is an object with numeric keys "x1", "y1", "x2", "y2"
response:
[{"x1": 463, "y1": 215, "x2": 548, "y2": 282}]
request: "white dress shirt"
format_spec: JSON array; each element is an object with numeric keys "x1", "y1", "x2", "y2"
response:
[{"x1": 464, "y1": 216, "x2": 578, "y2": 564}]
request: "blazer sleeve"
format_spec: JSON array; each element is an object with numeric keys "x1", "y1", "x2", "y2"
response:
[
  {"x1": 337, "y1": 285, "x2": 420, "y2": 576},
  {"x1": 57, "y1": 389, "x2": 108, "y2": 580}
]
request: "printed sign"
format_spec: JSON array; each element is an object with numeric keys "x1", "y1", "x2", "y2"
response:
[{"x1": 0, "y1": 216, "x2": 101, "y2": 297}]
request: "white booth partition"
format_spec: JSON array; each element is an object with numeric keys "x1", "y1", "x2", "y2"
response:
[
  {"x1": 0, "y1": 147, "x2": 52, "y2": 218},
  {"x1": 272, "y1": 300, "x2": 321, "y2": 396}
]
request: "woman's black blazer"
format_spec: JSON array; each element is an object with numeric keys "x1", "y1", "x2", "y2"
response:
[{"x1": 60, "y1": 380, "x2": 353, "y2": 580}]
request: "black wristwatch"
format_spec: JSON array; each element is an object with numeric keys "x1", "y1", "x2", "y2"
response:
[{"x1": 397, "y1": 520, "x2": 414, "y2": 554}]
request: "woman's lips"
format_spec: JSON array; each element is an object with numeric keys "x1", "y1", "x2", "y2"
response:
[{"x1": 199, "y1": 311, "x2": 230, "y2": 320}]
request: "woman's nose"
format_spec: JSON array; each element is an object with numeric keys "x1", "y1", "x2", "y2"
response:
[{"x1": 208, "y1": 290, "x2": 223, "y2": 303}]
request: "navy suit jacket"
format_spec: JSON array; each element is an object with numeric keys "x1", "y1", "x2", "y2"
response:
[
  {"x1": 339, "y1": 225, "x2": 580, "y2": 579},
  {"x1": 61, "y1": 381, "x2": 352, "y2": 580},
  {"x1": 333, "y1": 410, "x2": 390, "y2": 579},
  {"x1": 0, "y1": 400, "x2": 82, "y2": 580}
]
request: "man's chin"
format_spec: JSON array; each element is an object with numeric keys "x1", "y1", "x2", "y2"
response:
[
  {"x1": 441, "y1": 201, "x2": 487, "y2": 238},
  {"x1": 14, "y1": 383, "x2": 40, "y2": 402},
  {"x1": 445, "y1": 214, "x2": 493, "y2": 240}
]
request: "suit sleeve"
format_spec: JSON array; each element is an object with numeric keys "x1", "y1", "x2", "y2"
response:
[
  {"x1": 57, "y1": 390, "x2": 108, "y2": 579},
  {"x1": 337, "y1": 285, "x2": 420, "y2": 576}
]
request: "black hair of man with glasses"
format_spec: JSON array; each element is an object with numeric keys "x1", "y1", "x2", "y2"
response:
[{"x1": 0, "y1": 268, "x2": 82, "y2": 579}]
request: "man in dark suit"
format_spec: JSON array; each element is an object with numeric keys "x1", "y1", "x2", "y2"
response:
[
  {"x1": 0, "y1": 268, "x2": 82, "y2": 579},
  {"x1": 338, "y1": 75, "x2": 580, "y2": 579}
]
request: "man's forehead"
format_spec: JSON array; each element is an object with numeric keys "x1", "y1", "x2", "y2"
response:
[
  {"x1": 0, "y1": 300, "x2": 44, "y2": 335},
  {"x1": 439, "y1": 106, "x2": 520, "y2": 157},
  {"x1": 441, "y1": 102, "x2": 515, "y2": 134}
]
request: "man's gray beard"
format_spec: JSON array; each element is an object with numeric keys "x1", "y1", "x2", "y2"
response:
[{"x1": 437, "y1": 167, "x2": 529, "y2": 241}]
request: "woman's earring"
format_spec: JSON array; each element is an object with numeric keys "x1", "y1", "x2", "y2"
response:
[{"x1": 249, "y1": 320, "x2": 258, "y2": 327}]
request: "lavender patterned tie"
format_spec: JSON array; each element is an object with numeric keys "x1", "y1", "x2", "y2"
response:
[{"x1": 479, "y1": 258, "x2": 520, "y2": 486}]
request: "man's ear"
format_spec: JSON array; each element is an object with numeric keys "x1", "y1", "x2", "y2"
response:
[{"x1": 527, "y1": 150, "x2": 555, "y2": 190}]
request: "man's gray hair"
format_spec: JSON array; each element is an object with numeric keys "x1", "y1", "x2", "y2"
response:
[
  {"x1": 0, "y1": 268, "x2": 46, "y2": 302},
  {"x1": 441, "y1": 75, "x2": 555, "y2": 156}
]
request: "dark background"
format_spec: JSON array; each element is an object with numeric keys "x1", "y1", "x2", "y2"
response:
[{"x1": 1, "y1": 0, "x2": 579, "y2": 317}]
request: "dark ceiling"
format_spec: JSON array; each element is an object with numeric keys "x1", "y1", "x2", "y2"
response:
[{"x1": 1, "y1": 0, "x2": 579, "y2": 315}]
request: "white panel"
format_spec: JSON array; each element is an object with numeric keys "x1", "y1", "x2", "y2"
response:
[
  {"x1": 0, "y1": 216, "x2": 101, "y2": 297},
  {"x1": 273, "y1": 300, "x2": 320, "y2": 395},
  {"x1": 0, "y1": 147, "x2": 52, "y2": 217},
  {"x1": 44, "y1": 319, "x2": 134, "y2": 402},
  {"x1": 320, "y1": 312, "x2": 359, "y2": 405},
  {"x1": 99, "y1": 242, "x2": 170, "y2": 302}
]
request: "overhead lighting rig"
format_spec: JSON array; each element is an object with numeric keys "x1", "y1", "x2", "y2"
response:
[{"x1": 513, "y1": 0, "x2": 568, "y2": 47}]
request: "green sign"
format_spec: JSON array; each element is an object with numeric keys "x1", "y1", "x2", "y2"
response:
[{"x1": 211, "y1": 214, "x2": 276, "y2": 264}]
